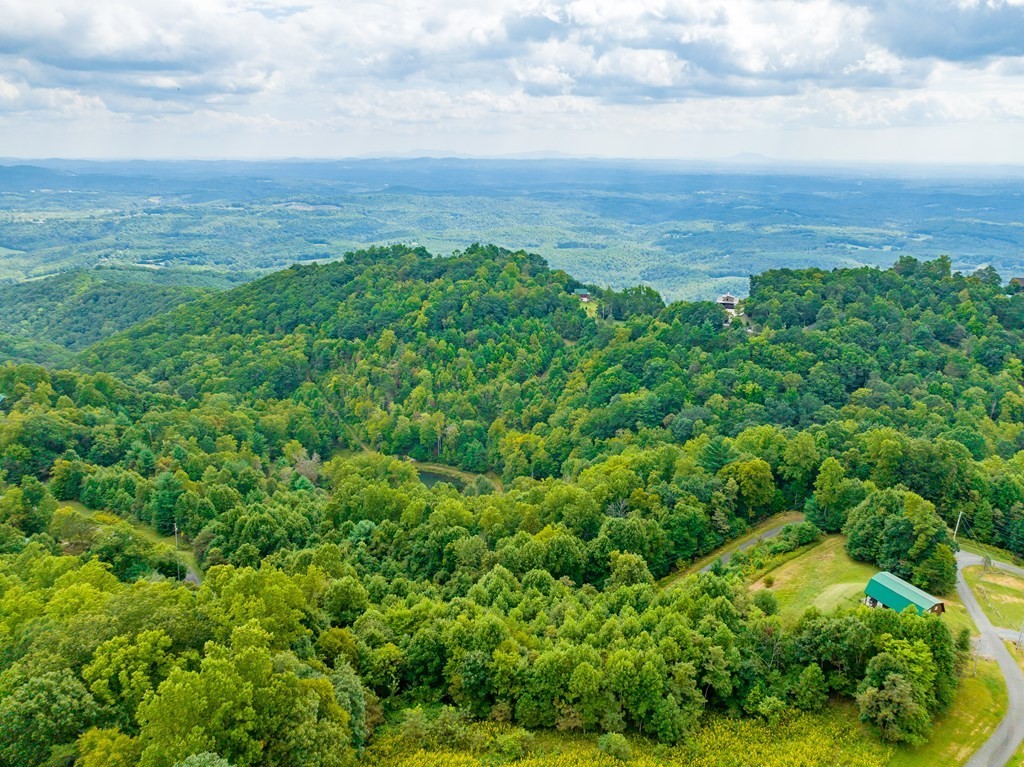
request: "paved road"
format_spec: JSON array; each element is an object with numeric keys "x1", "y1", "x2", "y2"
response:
[
  {"x1": 699, "y1": 521, "x2": 796, "y2": 573},
  {"x1": 958, "y1": 551, "x2": 1024, "y2": 767}
]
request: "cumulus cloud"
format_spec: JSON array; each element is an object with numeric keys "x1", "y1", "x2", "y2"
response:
[
  {"x1": 853, "y1": 0, "x2": 1024, "y2": 62},
  {"x1": 0, "y1": 0, "x2": 1023, "y2": 159}
]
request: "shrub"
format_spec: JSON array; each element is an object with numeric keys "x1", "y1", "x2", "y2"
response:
[
  {"x1": 753, "y1": 588, "x2": 779, "y2": 615},
  {"x1": 495, "y1": 728, "x2": 535, "y2": 760},
  {"x1": 400, "y1": 706, "x2": 428, "y2": 748},
  {"x1": 429, "y1": 706, "x2": 470, "y2": 750},
  {"x1": 597, "y1": 732, "x2": 632, "y2": 762},
  {"x1": 756, "y1": 695, "x2": 788, "y2": 727}
]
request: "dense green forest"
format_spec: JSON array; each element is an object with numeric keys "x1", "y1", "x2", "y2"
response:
[
  {"x1": 0, "y1": 268, "x2": 217, "y2": 366},
  {"x1": 2, "y1": 244, "x2": 1023, "y2": 766}
]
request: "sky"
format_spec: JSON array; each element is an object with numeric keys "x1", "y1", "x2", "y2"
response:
[{"x1": 1, "y1": 0, "x2": 1024, "y2": 163}]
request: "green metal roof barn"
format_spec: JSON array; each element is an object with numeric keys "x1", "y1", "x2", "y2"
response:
[{"x1": 865, "y1": 571, "x2": 945, "y2": 615}]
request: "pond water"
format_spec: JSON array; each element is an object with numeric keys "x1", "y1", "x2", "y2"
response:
[{"x1": 417, "y1": 469, "x2": 466, "y2": 490}]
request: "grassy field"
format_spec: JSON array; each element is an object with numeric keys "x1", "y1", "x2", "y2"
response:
[
  {"x1": 888, "y1": 659, "x2": 1006, "y2": 767},
  {"x1": 753, "y1": 536, "x2": 977, "y2": 637},
  {"x1": 963, "y1": 565, "x2": 1024, "y2": 631},
  {"x1": 752, "y1": 536, "x2": 878, "y2": 624}
]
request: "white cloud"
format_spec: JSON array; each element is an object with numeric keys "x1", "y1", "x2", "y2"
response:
[
  {"x1": 593, "y1": 48, "x2": 685, "y2": 87},
  {"x1": 0, "y1": 77, "x2": 20, "y2": 102},
  {"x1": 0, "y1": 0, "x2": 1023, "y2": 160}
]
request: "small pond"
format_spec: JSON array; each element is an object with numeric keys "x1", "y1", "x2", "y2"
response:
[{"x1": 417, "y1": 469, "x2": 467, "y2": 490}]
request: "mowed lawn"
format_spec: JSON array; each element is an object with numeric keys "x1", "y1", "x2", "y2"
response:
[
  {"x1": 753, "y1": 536, "x2": 879, "y2": 624},
  {"x1": 754, "y1": 535, "x2": 976, "y2": 637},
  {"x1": 963, "y1": 566, "x2": 1024, "y2": 631}
]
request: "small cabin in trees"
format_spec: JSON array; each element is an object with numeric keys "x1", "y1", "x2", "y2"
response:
[
  {"x1": 574, "y1": 288, "x2": 591, "y2": 302},
  {"x1": 717, "y1": 293, "x2": 737, "y2": 311},
  {"x1": 864, "y1": 571, "x2": 945, "y2": 615}
]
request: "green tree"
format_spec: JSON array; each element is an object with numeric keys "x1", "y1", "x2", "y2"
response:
[
  {"x1": 722, "y1": 458, "x2": 775, "y2": 518},
  {"x1": 173, "y1": 755, "x2": 235, "y2": 767},
  {"x1": 77, "y1": 728, "x2": 142, "y2": 767},
  {"x1": 606, "y1": 551, "x2": 654, "y2": 589},
  {"x1": 857, "y1": 674, "x2": 930, "y2": 745},
  {"x1": 0, "y1": 668, "x2": 100, "y2": 767},
  {"x1": 149, "y1": 471, "x2": 185, "y2": 535},
  {"x1": 83, "y1": 629, "x2": 175, "y2": 731},
  {"x1": 324, "y1": 576, "x2": 370, "y2": 627},
  {"x1": 793, "y1": 663, "x2": 828, "y2": 711}
]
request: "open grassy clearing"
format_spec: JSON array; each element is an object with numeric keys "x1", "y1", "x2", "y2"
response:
[
  {"x1": 963, "y1": 565, "x2": 1024, "y2": 631},
  {"x1": 751, "y1": 535, "x2": 977, "y2": 636},
  {"x1": 887, "y1": 658, "x2": 1006, "y2": 767},
  {"x1": 751, "y1": 536, "x2": 878, "y2": 624}
]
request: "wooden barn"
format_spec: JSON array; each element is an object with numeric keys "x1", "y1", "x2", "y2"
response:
[{"x1": 865, "y1": 571, "x2": 945, "y2": 615}]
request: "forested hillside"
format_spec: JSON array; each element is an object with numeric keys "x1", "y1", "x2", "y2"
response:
[
  {"x1": 2, "y1": 245, "x2": 1023, "y2": 766},
  {"x1": 0, "y1": 268, "x2": 216, "y2": 366}
]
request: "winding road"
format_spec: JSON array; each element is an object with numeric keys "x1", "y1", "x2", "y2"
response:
[{"x1": 958, "y1": 551, "x2": 1024, "y2": 767}]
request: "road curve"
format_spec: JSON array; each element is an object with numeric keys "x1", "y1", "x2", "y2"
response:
[{"x1": 958, "y1": 551, "x2": 1024, "y2": 767}]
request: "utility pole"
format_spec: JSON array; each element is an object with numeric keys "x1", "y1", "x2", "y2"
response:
[
  {"x1": 173, "y1": 521, "x2": 181, "y2": 581},
  {"x1": 953, "y1": 509, "x2": 964, "y2": 541},
  {"x1": 1017, "y1": 616, "x2": 1024, "y2": 651}
]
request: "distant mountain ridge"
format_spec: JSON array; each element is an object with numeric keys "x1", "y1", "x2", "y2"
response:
[{"x1": 3, "y1": 158, "x2": 1024, "y2": 302}]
